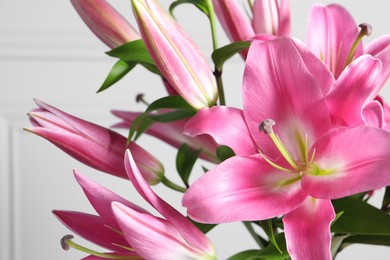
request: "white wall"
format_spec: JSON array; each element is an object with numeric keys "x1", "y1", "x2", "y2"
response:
[{"x1": 0, "y1": 0, "x2": 389, "y2": 259}]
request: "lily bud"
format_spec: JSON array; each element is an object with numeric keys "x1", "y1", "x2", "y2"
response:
[
  {"x1": 131, "y1": 0, "x2": 218, "y2": 109},
  {"x1": 71, "y1": 0, "x2": 140, "y2": 48},
  {"x1": 26, "y1": 99, "x2": 164, "y2": 184},
  {"x1": 252, "y1": 0, "x2": 291, "y2": 36}
]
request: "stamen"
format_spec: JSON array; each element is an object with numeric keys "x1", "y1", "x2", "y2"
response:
[
  {"x1": 344, "y1": 23, "x2": 373, "y2": 68},
  {"x1": 258, "y1": 149, "x2": 292, "y2": 173},
  {"x1": 60, "y1": 235, "x2": 138, "y2": 259},
  {"x1": 136, "y1": 93, "x2": 149, "y2": 106},
  {"x1": 259, "y1": 119, "x2": 299, "y2": 170}
]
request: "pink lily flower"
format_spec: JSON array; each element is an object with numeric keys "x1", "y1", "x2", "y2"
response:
[
  {"x1": 111, "y1": 150, "x2": 216, "y2": 259},
  {"x1": 26, "y1": 99, "x2": 164, "y2": 184},
  {"x1": 111, "y1": 110, "x2": 219, "y2": 163},
  {"x1": 183, "y1": 38, "x2": 390, "y2": 259},
  {"x1": 71, "y1": 0, "x2": 140, "y2": 49},
  {"x1": 131, "y1": 0, "x2": 218, "y2": 110},
  {"x1": 212, "y1": 0, "x2": 290, "y2": 46},
  {"x1": 307, "y1": 3, "x2": 390, "y2": 84}
]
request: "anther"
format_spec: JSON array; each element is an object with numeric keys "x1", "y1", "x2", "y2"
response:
[
  {"x1": 259, "y1": 119, "x2": 275, "y2": 135},
  {"x1": 61, "y1": 234, "x2": 74, "y2": 251},
  {"x1": 359, "y1": 23, "x2": 372, "y2": 36}
]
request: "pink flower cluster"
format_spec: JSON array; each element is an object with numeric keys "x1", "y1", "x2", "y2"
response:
[{"x1": 27, "y1": 0, "x2": 390, "y2": 259}]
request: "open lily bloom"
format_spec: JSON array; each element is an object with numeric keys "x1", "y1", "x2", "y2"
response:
[
  {"x1": 307, "y1": 4, "x2": 390, "y2": 129},
  {"x1": 26, "y1": 99, "x2": 164, "y2": 184},
  {"x1": 183, "y1": 38, "x2": 390, "y2": 259},
  {"x1": 56, "y1": 152, "x2": 216, "y2": 260}
]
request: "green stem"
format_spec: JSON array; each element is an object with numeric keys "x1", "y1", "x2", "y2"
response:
[
  {"x1": 243, "y1": 221, "x2": 265, "y2": 248},
  {"x1": 207, "y1": 1, "x2": 218, "y2": 51},
  {"x1": 161, "y1": 176, "x2": 187, "y2": 193},
  {"x1": 215, "y1": 69, "x2": 226, "y2": 105}
]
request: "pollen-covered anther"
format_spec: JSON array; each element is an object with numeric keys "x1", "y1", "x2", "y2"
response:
[
  {"x1": 61, "y1": 234, "x2": 74, "y2": 251},
  {"x1": 259, "y1": 119, "x2": 276, "y2": 135},
  {"x1": 359, "y1": 23, "x2": 372, "y2": 36}
]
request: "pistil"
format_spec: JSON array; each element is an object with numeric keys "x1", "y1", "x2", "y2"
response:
[
  {"x1": 61, "y1": 235, "x2": 139, "y2": 259},
  {"x1": 344, "y1": 23, "x2": 372, "y2": 68},
  {"x1": 259, "y1": 119, "x2": 299, "y2": 170}
]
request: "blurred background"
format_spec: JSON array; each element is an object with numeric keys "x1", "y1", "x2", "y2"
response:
[{"x1": 0, "y1": 0, "x2": 389, "y2": 259}]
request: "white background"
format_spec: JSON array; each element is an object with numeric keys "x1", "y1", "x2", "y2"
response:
[{"x1": 1, "y1": 0, "x2": 389, "y2": 259}]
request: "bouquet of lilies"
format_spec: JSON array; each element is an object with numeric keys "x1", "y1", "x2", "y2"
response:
[{"x1": 26, "y1": 0, "x2": 390, "y2": 259}]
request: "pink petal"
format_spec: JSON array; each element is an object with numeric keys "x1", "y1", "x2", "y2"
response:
[
  {"x1": 212, "y1": 0, "x2": 255, "y2": 42},
  {"x1": 307, "y1": 4, "x2": 363, "y2": 78},
  {"x1": 73, "y1": 170, "x2": 149, "y2": 230},
  {"x1": 111, "y1": 110, "x2": 219, "y2": 163},
  {"x1": 252, "y1": 0, "x2": 280, "y2": 35},
  {"x1": 124, "y1": 150, "x2": 215, "y2": 255},
  {"x1": 303, "y1": 126, "x2": 390, "y2": 199},
  {"x1": 183, "y1": 155, "x2": 307, "y2": 223},
  {"x1": 243, "y1": 38, "x2": 331, "y2": 159},
  {"x1": 362, "y1": 100, "x2": 385, "y2": 128},
  {"x1": 71, "y1": 0, "x2": 140, "y2": 48},
  {"x1": 277, "y1": 0, "x2": 291, "y2": 36},
  {"x1": 112, "y1": 202, "x2": 210, "y2": 260},
  {"x1": 53, "y1": 210, "x2": 130, "y2": 252},
  {"x1": 365, "y1": 35, "x2": 390, "y2": 89},
  {"x1": 132, "y1": 0, "x2": 217, "y2": 109},
  {"x1": 184, "y1": 106, "x2": 258, "y2": 156},
  {"x1": 283, "y1": 198, "x2": 335, "y2": 260},
  {"x1": 326, "y1": 55, "x2": 382, "y2": 127}
]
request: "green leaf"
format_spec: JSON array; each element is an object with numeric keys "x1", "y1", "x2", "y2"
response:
[
  {"x1": 170, "y1": 0, "x2": 211, "y2": 17},
  {"x1": 97, "y1": 60, "x2": 137, "y2": 93},
  {"x1": 146, "y1": 95, "x2": 196, "y2": 113},
  {"x1": 227, "y1": 250, "x2": 262, "y2": 260},
  {"x1": 216, "y1": 145, "x2": 236, "y2": 162},
  {"x1": 149, "y1": 110, "x2": 195, "y2": 122},
  {"x1": 382, "y1": 186, "x2": 390, "y2": 211},
  {"x1": 259, "y1": 220, "x2": 282, "y2": 254},
  {"x1": 106, "y1": 40, "x2": 157, "y2": 68},
  {"x1": 343, "y1": 234, "x2": 390, "y2": 246},
  {"x1": 331, "y1": 197, "x2": 390, "y2": 235},
  {"x1": 189, "y1": 218, "x2": 216, "y2": 234},
  {"x1": 127, "y1": 113, "x2": 155, "y2": 141},
  {"x1": 256, "y1": 233, "x2": 289, "y2": 260},
  {"x1": 331, "y1": 235, "x2": 350, "y2": 259},
  {"x1": 176, "y1": 144, "x2": 202, "y2": 187},
  {"x1": 212, "y1": 41, "x2": 251, "y2": 71}
]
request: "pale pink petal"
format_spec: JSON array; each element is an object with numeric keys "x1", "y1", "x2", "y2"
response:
[
  {"x1": 326, "y1": 55, "x2": 382, "y2": 127},
  {"x1": 243, "y1": 38, "x2": 331, "y2": 159},
  {"x1": 73, "y1": 170, "x2": 149, "y2": 230},
  {"x1": 283, "y1": 198, "x2": 335, "y2": 260},
  {"x1": 277, "y1": 0, "x2": 291, "y2": 36},
  {"x1": 365, "y1": 35, "x2": 390, "y2": 88},
  {"x1": 124, "y1": 150, "x2": 215, "y2": 255},
  {"x1": 307, "y1": 4, "x2": 363, "y2": 79},
  {"x1": 252, "y1": 0, "x2": 279, "y2": 35},
  {"x1": 184, "y1": 107, "x2": 257, "y2": 156},
  {"x1": 303, "y1": 126, "x2": 390, "y2": 199},
  {"x1": 362, "y1": 100, "x2": 385, "y2": 128},
  {"x1": 112, "y1": 202, "x2": 211, "y2": 260},
  {"x1": 183, "y1": 155, "x2": 307, "y2": 223},
  {"x1": 212, "y1": 0, "x2": 255, "y2": 42},
  {"x1": 111, "y1": 110, "x2": 219, "y2": 162},
  {"x1": 53, "y1": 210, "x2": 130, "y2": 252},
  {"x1": 132, "y1": 0, "x2": 217, "y2": 109}
]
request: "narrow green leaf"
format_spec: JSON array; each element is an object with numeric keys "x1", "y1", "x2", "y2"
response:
[
  {"x1": 331, "y1": 235, "x2": 350, "y2": 259},
  {"x1": 216, "y1": 145, "x2": 236, "y2": 162},
  {"x1": 260, "y1": 220, "x2": 282, "y2": 254},
  {"x1": 331, "y1": 197, "x2": 390, "y2": 235},
  {"x1": 256, "y1": 233, "x2": 289, "y2": 260},
  {"x1": 212, "y1": 41, "x2": 251, "y2": 70},
  {"x1": 170, "y1": 0, "x2": 211, "y2": 17},
  {"x1": 146, "y1": 96, "x2": 196, "y2": 113},
  {"x1": 149, "y1": 110, "x2": 195, "y2": 122},
  {"x1": 227, "y1": 250, "x2": 262, "y2": 260},
  {"x1": 97, "y1": 60, "x2": 136, "y2": 93},
  {"x1": 343, "y1": 234, "x2": 390, "y2": 246},
  {"x1": 127, "y1": 113, "x2": 154, "y2": 141},
  {"x1": 176, "y1": 144, "x2": 202, "y2": 187},
  {"x1": 382, "y1": 186, "x2": 390, "y2": 211},
  {"x1": 106, "y1": 40, "x2": 156, "y2": 67}
]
